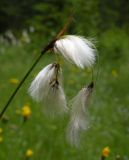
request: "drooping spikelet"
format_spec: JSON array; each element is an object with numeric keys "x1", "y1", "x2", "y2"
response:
[
  {"x1": 29, "y1": 64, "x2": 55, "y2": 102},
  {"x1": 28, "y1": 63, "x2": 68, "y2": 116},
  {"x1": 67, "y1": 82, "x2": 94, "y2": 147},
  {"x1": 54, "y1": 35, "x2": 96, "y2": 69}
]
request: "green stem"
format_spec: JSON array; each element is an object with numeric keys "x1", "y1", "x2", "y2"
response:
[
  {"x1": 101, "y1": 156, "x2": 105, "y2": 160},
  {"x1": 0, "y1": 40, "x2": 55, "y2": 119}
]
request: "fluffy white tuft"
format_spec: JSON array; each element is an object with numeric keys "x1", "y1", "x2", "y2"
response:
[
  {"x1": 42, "y1": 84, "x2": 68, "y2": 117},
  {"x1": 54, "y1": 35, "x2": 96, "y2": 69},
  {"x1": 67, "y1": 83, "x2": 93, "y2": 147},
  {"x1": 28, "y1": 63, "x2": 68, "y2": 116},
  {"x1": 28, "y1": 63, "x2": 55, "y2": 102}
]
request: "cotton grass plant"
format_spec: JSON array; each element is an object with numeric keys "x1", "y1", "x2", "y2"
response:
[
  {"x1": 0, "y1": 17, "x2": 97, "y2": 147},
  {"x1": 28, "y1": 34, "x2": 96, "y2": 146}
]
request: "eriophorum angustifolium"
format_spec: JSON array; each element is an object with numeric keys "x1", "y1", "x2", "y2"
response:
[
  {"x1": 54, "y1": 35, "x2": 96, "y2": 69},
  {"x1": 28, "y1": 35, "x2": 96, "y2": 145},
  {"x1": 1, "y1": 25, "x2": 129, "y2": 160}
]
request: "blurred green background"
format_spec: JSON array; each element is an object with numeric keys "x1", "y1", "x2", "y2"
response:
[{"x1": 0, "y1": 0, "x2": 129, "y2": 160}]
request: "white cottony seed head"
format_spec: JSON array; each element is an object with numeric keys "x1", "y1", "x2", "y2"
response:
[
  {"x1": 67, "y1": 83, "x2": 93, "y2": 147},
  {"x1": 28, "y1": 63, "x2": 68, "y2": 117},
  {"x1": 54, "y1": 35, "x2": 96, "y2": 69}
]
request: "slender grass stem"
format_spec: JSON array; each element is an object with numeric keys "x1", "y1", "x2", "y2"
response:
[
  {"x1": 0, "y1": 47, "x2": 46, "y2": 119},
  {"x1": 0, "y1": 15, "x2": 72, "y2": 119}
]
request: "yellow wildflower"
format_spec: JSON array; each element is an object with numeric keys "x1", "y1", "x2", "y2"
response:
[
  {"x1": 25, "y1": 149, "x2": 33, "y2": 158},
  {"x1": 0, "y1": 136, "x2": 3, "y2": 143},
  {"x1": 111, "y1": 69, "x2": 118, "y2": 77},
  {"x1": 0, "y1": 128, "x2": 3, "y2": 134},
  {"x1": 22, "y1": 105, "x2": 31, "y2": 119},
  {"x1": 9, "y1": 78, "x2": 19, "y2": 85},
  {"x1": 102, "y1": 146, "x2": 110, "y2": 158}
]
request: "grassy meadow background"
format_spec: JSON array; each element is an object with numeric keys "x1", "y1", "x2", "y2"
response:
[{"x1": 0, "y1": 0, "x2": 129, "y2": 159}]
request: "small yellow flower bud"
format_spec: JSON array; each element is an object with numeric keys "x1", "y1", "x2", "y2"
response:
[
  {"x1": 102, "y1": 146, "x2": 110, "y2": 158},
  {"x1": 9, "y1": 78, "x2": 19, "y2": 85},
  {"x1": 22, "y1": 105, "x2": 31, "y2": 120},
  {"x1": 25, "y1": 149, "x2": 33, "y2": 158}
]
